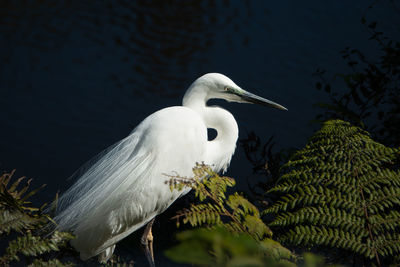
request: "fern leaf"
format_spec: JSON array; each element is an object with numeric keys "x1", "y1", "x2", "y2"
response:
[
  {"x1": 265, "y1": 120, "x2": 400, "y2": 264},
  {"x1": 28, "y1": 258, "x2": 74, "y2": 267}
]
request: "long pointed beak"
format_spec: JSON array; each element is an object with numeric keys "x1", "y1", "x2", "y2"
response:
[{"x1": 241, "y1": 91, "x2": 288, "y2": 111}]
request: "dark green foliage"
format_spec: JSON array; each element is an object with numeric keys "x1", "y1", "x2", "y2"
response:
[
  {"x1": 314, "y1": 17, "x2": 400, "y2": 146},
  {"x1": 240, "y1": 133, "x2": 284, "y2": 183},
  {"x1": 0, "y1": 170, "x2": 45, "y2": 235},
  {"x1": 265, "y1": 120, "x2": 400, "y2": 266},
  {"x1": 102, "y1": 256, "x2": 135, "y2": 267},
  {"x1": 239, "y1": 133, "x2": 297, "y2": 212},
  {"x1": 28, "y1": 258, "x2": 74, "y2": 267},
  {"x1": 165, "y1": 165, "x2": 341, "y2": 266},
  {"x1": 165, "y1": 164, "x2": 299, "y2": 265},
  {"x1": 165, "y1": 227, "x2": 296, "y2": 267},
  {"x1": 2, "y1": 231, "x2": 73, "y2": 263},
  {"x1": 0, "y1": 170, "x2": 74, "y2": 267},
  {"x1": 165, "y1": 228, "x2": 341, "y2": 267},
  {"x1": 167, "y1": 163, "x2": 273, "y2": 240}
]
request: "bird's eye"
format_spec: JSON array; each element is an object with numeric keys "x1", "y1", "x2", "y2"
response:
[{"x1": 224, "y1": 87, "x2": 230, "y2": 91}]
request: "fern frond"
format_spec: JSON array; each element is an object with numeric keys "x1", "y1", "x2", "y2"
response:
[
  {"x1": 369, "y1": 210, "x2": 400, "y2": 234},
  {"x1": 265, "y1": 120, "x2": 400, "y2": 265},
  {"x1": 265, "y1": 192, "x2": 361, "y2": 216},
  {"x1": 28, "y1": 258, "x2": 74, "y2": 267},
  {"x1": 373, "y1": 233, "x2": 400, "y2": 257},
  {"x1": 227, "y1": 193, "x2": 259, "y2": 217},
  {"x1": 0, "y1": 209, "x2": 41, "y2": 234},
  {"x1": 270, "y1": 206, "x2": 366, "y2": 235},
  {"x1": 242, "y1": 214, "x2": 273, "y2": 240},
  {"x1": 280, "y1": 225, "x2": 370, "y2": 257},
  {"x1": 0, "y1": 171, "x2": 75, "y2": 266},
  {"x1": 174, "y1": 203, "x2": 223, "y2": 227},
  {"x1": 169, "y1": 163, "x2": 273, "y2": 241},
  {"x1": 1, "y1": 231, "x2": 73, "y2": 263}
]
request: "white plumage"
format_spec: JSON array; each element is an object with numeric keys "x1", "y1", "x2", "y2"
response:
[{"x1": 54, "y1": 73, "x2": 286, "y2": 262}]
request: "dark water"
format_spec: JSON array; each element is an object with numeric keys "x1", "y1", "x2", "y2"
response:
[{"x1": 0, "y1": 1, "x2": 399, "y2": 265}]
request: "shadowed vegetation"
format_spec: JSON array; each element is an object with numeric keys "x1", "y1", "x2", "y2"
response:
[
  {"x1": 0, "y1": 170, "x2": 74, "y2": 267},
  {"x1": 265, "y1": 120, "x2": 400, "y2": 266}
]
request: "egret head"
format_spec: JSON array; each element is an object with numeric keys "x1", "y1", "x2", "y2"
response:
[{"x1": 184, "y1": 73, "x2": 287, "y2": 111}]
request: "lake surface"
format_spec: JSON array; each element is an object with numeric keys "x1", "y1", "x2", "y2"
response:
[{"x1": 0, "y1": 1, "x2": 398, "y2": 265}]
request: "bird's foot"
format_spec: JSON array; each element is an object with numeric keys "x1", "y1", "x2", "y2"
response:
[{"x1": 141, "y1": 218, "x2": 155, "y2": 267}]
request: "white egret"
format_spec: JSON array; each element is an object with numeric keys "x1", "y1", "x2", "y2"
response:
[{"x1": 54, "y1": 73, "x2": 287, "y2": 265}]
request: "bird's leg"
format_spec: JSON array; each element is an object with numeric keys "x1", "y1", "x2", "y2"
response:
[{"x1": 141, "y1": 218, "x2": 155, "y2": 267}]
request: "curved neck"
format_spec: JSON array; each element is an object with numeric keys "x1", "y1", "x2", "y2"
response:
[{"x1": 183, "y1": 86, "x2": 238, "y2": 172}]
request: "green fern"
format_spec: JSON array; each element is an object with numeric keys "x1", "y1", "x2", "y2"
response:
[
  {"x1": 0, "y1": 170, "x2": 46, "y2": 233},
  {"x1": 102, "y1": 256, "x2": 135, "y2": 267},
  {"x1": 166, "y1": 227, "x2": 342, "y2": 267},
  {"x1": 165, "y1": 227, "x2": 296, "y2": 267},
  {"x1": 167, "y1": 163, "x2": 272, "y2": 240},
  {"x1": 28, "y1": 258, "x2": 74, "y2": 267},
  {"x1": 264, "y1": 120, "x2": 400, "y2": 266},
  {"x1": 165, "y1": 164, "x2": 345, "y2": 266},
  {"x1": 1, "y1": 231, "x2": 74, "y2": 262},
  {"x1": 0, "y1": 170, "x2": 74, "y2": 267},
  {"x1": 165, "y1": 163, "x2": 297, "y2": 265}
]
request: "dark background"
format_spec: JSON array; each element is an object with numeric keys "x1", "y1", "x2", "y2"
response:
[{"x1": 0, "y1": 1, "x2": 399, "y2": 265}]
